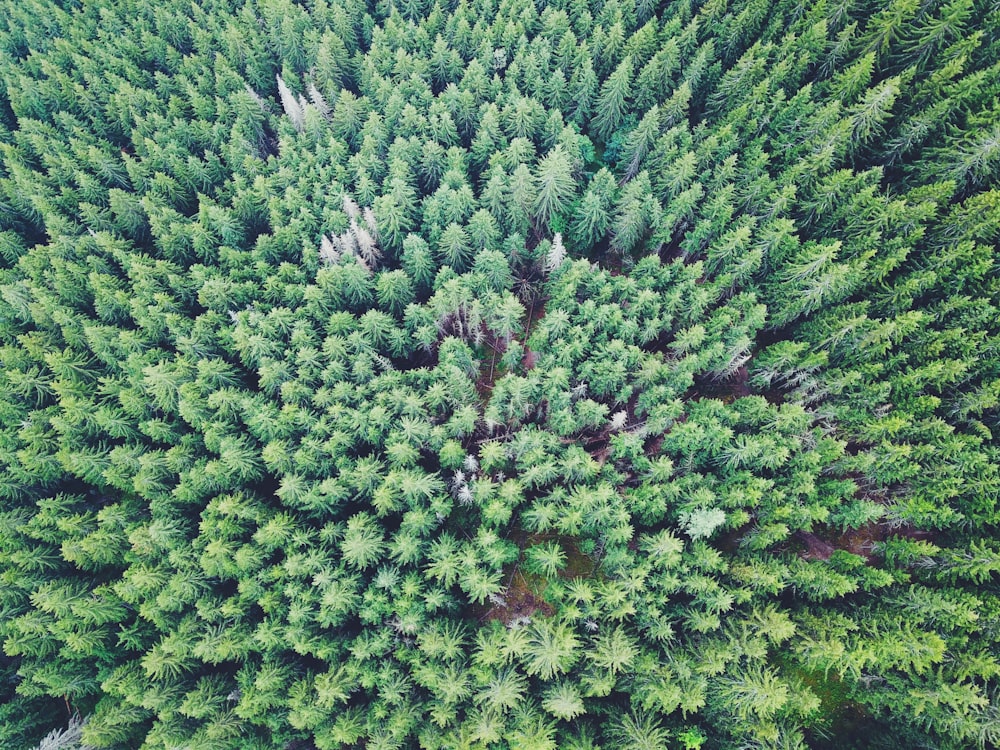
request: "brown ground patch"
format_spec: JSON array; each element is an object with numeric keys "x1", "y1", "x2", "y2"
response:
[
  {"x1": 470, "y1": 531, "x2": 598, "y2": 627},
  {"x1": 796, "y1": 522, "x2": 935, "y2": 564},
  {"x1": 687, "y1": 365, "x2": 752, "y2": 404},
  {"x1": 521, "y1": 348, "x2": 538, "y2": 370},
  {"x1": 475, "y1": 568, "x2": 555, "y2": 627},
  {"x1": 476, "y1": 295, "x2": 546, "y2": 398},
  {"x1": 475, "y1": 332, "x2": 508, "y2": 402},
  {"x1": 829, "y1": 524, "x2": 882, "y2": 559},
  {"x1": 796, "y1": 531, "x2": 837, "y2": 561},
  {"x1": 522, "y1": 294, "x2": 546, "y2": 340}
]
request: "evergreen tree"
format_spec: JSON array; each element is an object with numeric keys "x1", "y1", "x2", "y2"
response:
[
  {"x1": 591, "y1": 55, "x2": 634, "y2": 142},
  {"x1": 533, "y1": 145, "x2": 577, "y2": 230},
  {"x1": 1, "y1": 0, "x2": 999, "y2": 747}
]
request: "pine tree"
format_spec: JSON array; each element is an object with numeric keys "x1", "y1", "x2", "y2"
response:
[
  {"x1": 591, "y1": 56, "x2": 633, "y2": 142},
  {"x1": 533, "y1": 146, "x2": 577, "y2": 230},
  {"x1": 570, "y1": 168, "x2": 616, "y2": 250}
]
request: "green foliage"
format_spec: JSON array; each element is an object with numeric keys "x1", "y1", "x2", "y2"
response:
[{"x1": 0, "y1": 0, "x2": 998, "y2": 747}]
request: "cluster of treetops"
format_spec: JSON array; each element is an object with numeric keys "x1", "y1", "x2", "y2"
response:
[{"x1": 0, "y1": 0, "x2": 998, "y2": 747}]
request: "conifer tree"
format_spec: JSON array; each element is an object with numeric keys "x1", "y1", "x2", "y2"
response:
[{"x1": 592, "y1": 55, "x2": 634, "y2": 142}]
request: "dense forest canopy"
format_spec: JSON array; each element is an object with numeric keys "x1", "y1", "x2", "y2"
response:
[{"x1": 0, "y1": 0, "x2": 998, "y2": 748}]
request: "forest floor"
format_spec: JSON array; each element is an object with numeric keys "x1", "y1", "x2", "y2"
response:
[{"x1": 472, "y1": 530, "x2": 598, "y2": 627}]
